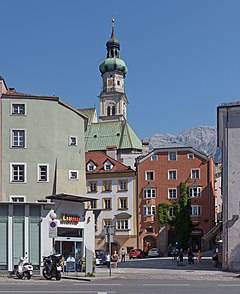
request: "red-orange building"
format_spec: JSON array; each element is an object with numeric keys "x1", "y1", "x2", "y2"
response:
[{"x1": 136, "y1": 146, "x2": 215, "y2": 254}]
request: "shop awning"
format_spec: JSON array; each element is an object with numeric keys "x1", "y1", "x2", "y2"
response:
[
  {"x1": 202, "y1": 223, "x2": 222, "y2": 241},
  {"x1": 46, "y1": 193, "x2": 99, "y2": 203}
]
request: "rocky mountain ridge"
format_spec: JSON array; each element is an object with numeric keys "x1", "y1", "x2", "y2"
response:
[{"x1": 143, "y1": 126, "x2": 221, "y2": 162}]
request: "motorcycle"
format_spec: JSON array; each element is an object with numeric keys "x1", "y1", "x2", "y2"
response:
[
  {"x1": 42, "y1": 254, "x2": 62, "y2": 280},
  {"x1": 16, "y1": 253, "x2": 33, "y2": 279}
]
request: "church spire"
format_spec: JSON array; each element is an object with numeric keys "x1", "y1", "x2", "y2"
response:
[{"x1": 106, "y1": 17, "x2": 120, "y2": 58}]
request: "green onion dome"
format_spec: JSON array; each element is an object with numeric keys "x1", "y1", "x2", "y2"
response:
[{"x1": 99, "y1": 58, "x2": 128, "y2": 75}]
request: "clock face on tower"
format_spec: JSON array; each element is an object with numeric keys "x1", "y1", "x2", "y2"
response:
[{"x1": 108, "y1": 79, "x2": 113, "y2": 86}]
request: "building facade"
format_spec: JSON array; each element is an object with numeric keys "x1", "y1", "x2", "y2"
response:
[
  {"x1": 218, "y1": 102, "x2": 240, "y2": 271},
  {"x1": 136, "y1": 146, "x2": 215, "y2": 254},
  {"x1": 85, "y1": 151, "x2": 137, "y2": 254},
  {"x1": 0, "y1": 76, "x2": 95, "y2": 271}
]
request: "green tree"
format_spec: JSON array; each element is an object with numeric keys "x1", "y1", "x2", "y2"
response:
[{"x1": 174, "y1": 182, "x2": 192, "y2": 249}]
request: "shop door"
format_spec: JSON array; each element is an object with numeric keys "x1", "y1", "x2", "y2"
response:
[{"x1": 62, "y1": 241, "x2": 75, "y2": 259}]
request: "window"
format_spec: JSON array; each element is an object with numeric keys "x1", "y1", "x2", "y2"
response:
[
  {"x1": 10, "y1": 163, "x2": 26, "y2": 183},
  {"x1": 119, "y1": 197, "x2": 128, "y2": 209},
  {"x1": 118, "y1": 180, "x2": 128, "y2": 191},
  {"x1": 116, "y1": 219, "x2": 129, "y2": 230},
  {"x1": 88, "y1": 181, "x2": 97, "y2": 193},
  {"x1": 11, "y1": 129, "x2": 26, "y2": 148},
  {"x1": 102, "y1": 180, "x2": 112, "y2": 192},
  {"x1": 189, "y1": 187, "x2": 201, "y2": 198},
  {"x1": 117, "y1": 80, "x2": 120, "y2": 86},
  {"x1": 11, "y1": 103, "x2": 26, "y2": 115},
  {"x1": 10, "y1": 195, "x2": 26, "y2": 202},
  {"x1": 90, "y1": 200, "x2": 97, "y2": 209},
  {"x1": 87, "y1": 161, "x2": 96, "y2": 171},
  {"x1": 146, "y1": 228, "x2": 154, "y2": 233},
  {"x1": 69, "y1": 136, "x2": 77, "y2": 146},
  {"x1": 37, "y1": 164, "x2": 49, "y2": 182},
  {"x1": 191, "y1": 205, "x2": 201, "y2": 216},
  {"x1": 103, "y1": 219, "x2": 112, "y2": 227},
  {"x1": 168, "y1": 170, "x2": 177, "y2": 180},
  {"x1": 191, "y1": 169, "x2": 200, "y2": 179},
  {"x1": 143, "y1": 205, "x2": 156, "y2": 216},
  {"x1": 151, "y1": 155, "x2": 158, "y2": 161},
  {"x1": 145, "y1": 171, "x2": 154, "y2": 181},
  {"x1": 103, "y1": 198, "x2": 112, "y2": 209},
  {"x1": 104, "y1": 160, "x2": 113, "y2": 170},
  {"x1": 69, "y1": 170, "x2": 79, "y2": 180},
  {"x1": 168, "y1": 151, "x2": 177, "y2": 161},
  {"x1": 187, "y1": 153, "x2": 194, "y2": 160},
  {"x1": 169, "y1": 207, "x2": 175, "y2": 217},
  {"x1": 168, "y1": 188, "x2": 177, "y2": 199},
  {"x1": 144, "y1": 188, "x2": 156, "y2": 199}
]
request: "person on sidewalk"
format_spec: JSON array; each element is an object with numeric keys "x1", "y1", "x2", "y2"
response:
[
  {"x1": 112, "y1": 251, "x2": 119, "y2": 269},
  {"x1": 121, "y1": 248, "x2": 126, "y2": 262},
  {"x1": 197, "y1": 250, "x2": 202, "y2": 264},
  {"x1": 105, "y1": 252, "x2": 111, "y2": 269}
]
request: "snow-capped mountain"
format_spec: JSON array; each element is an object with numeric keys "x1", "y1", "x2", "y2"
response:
[{"x1": 143, "y1": 126, "x2": 221, "y2": 162}]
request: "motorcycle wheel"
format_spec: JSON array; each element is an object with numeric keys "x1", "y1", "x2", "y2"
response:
[
  {"x1": 24, "y1": 272, "x2": 31, "y2": 280},
  {"x1": 42, "y1": 268, "x2": 52, "y2": 280},
  {"x1": 55, "y1": 272, "x2": 61, "y2": 281},
  {"x1": 16, "y1": 272, "x2": 22, "y2": 279}
]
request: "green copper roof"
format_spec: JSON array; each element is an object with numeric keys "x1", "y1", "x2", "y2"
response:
[
  {"x1": 99, "y1": 58, "x2": 128, "y2": 75},
  {"x1": 85, "y1": 120, "x2": 142, "y2": 151}
]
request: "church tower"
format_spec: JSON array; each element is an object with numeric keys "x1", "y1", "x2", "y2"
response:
[{"x1": 99, "y1": 19, "x2": 128, "y2": 122}]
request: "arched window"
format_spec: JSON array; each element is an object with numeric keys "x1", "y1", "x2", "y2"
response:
[
  {"x1": 107, "y1": 106, "x2": 111, "y2": 116},
  {"x1": 112, "y1": 106, "x2": 116, "y2": 116}
]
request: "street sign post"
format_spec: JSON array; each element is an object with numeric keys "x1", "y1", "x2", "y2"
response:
[
  {"x1": 104, "y1": 225, "x2": 115, "y2": 276},
  {"x1": 49, "y1": 220, "x2": 57, "y2": 238}
]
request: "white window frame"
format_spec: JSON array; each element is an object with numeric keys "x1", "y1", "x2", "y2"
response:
[
  {"x1": 9, "y1": 195, "x2": 26, "y2": 202},
  {"x1": 87, "y1": 161, "x2": 96, "y2": 171},
  {"x1": 104, "y1": 160, "x2": 113, "y2": 170},
  {"x1": 119, "y1": 197, "x2": 128, "y2": 209},
  {"x1": 168, "y1": 151, "x2": 177, "y2": 161},
  {"x1": 10, "y1": 163, "x2": 27, "y2": 183},
  {"x1": 118, "y1": 180, "x2": 128, "y2": 191},
  {"x1": 168, "y1": 169, "x2": 177, "y2": 180},
  {"x1": 151, "y1": 155, "x2": 158, "y2": 161},
  {"x1": 187, "y1": 153, "x2": 194, "y2": 160},
  {"x1": 37, "y1": 164, "x2": 49, "y2": 182},
  {"x1": 10, "y1": 102, "x2": 27, "y2": 115},
  {"x1": 69, "y1": 170, "x2": 79, "y2": 180},
  {"x1": 103, "y1": 198, "x2": 112, "y2": 210},
  {"x1": 68, "y1": 136, "x2": 78, "y2": 146},
  {"x1": 168, "y1": 188, "x2": 177, "y2": 199},
  {"x1": 144, "y1": 188, "x2": 156, "y2": 199},
  {"x1": 191, "y1": 169, "x2": 200, "y2": 179},
  {"x1": 116, "y1": 219, "x2": 129, "y2": 230},
  {"x1": 189, "y1": 187, "x2": 201, "y2": 198},
  {"x1": 10, "y1": 129, "x2": 26, "y2": 148},
  {"x1": 191, "y1": 205, "x2": 202, "y2": 216},
  {"x1": 143, "y1": 205, "x2": 156, "y2": 216},
  {"x1": 145, "y1": 171, "x2": 154, "y2": 181},
  {"x1": 88, "y1": 181, "x2": 97, "y2": 192}
]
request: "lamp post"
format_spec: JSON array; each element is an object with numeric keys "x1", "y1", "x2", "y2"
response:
[{"x1": 104, "y1": 225, "x2": 115, "y2": 276}]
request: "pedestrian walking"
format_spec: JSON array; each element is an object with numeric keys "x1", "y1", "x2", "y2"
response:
[
  {"x1": 112, "y1": 250, "x2": 119, "y2": 269},
  {"x1": 187, "y1": 248, "x2": 194, "y2": 264},
  {"x1": 105, "y1": 252, "x2": 111, "y2": 269},
  {"x1": 178, "y1": 248, "x2": 184, "y2": 264},
  {"x1": 121, "y1": 248, "x2": 126, "y2": 262},
  {"x1": 197, "y1": 249, "x2": 202, "y2": 264}
]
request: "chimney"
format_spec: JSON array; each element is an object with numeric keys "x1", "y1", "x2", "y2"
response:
[{"x1": 106, "y1": 146, "x2": 117, "y2": 160}]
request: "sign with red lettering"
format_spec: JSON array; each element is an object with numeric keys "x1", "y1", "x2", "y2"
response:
[{"x1": 61, "y1": 214, "x2": 80, "y2": 223}]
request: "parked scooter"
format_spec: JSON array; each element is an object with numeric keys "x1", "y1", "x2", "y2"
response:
[
  {"x1": 42, "y1": 254, "x2": 62, "y2": 280},
  {"x1": 16, "y1": 253, "x2": 33, "y2": 279}
]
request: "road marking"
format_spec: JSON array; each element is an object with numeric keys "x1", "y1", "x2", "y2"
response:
[
  {"x1": 0, "y1": 292, "x2": 116, "y2": 293},
  {"x1": 218, "y1": 284, "x2": 240, "y2": 287},
  {"x1": 143, "y1": 283, "x2": 191, "y2": 287}
]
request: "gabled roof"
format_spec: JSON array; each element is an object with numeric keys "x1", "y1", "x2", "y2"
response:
[
  {"x1": 85, "y1": 151, "x2": 134, "y2": 174},
  {"x1": 85, "y1": 120, "x2": 143, "y2": 151},
  {"x1": 137, "y1": 146, "x2": 209, "y2": 164},
  {"x1": 79, "y1": 108, "x2": 97, "y2": 124}
]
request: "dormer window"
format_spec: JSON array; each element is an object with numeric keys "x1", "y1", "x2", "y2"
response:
[
  {"x1": 87, "y1": 161, "x2": 96, "y2": 172},
  {"x1": 104, "y1": 160, "x2": 113, "y2": 170}
]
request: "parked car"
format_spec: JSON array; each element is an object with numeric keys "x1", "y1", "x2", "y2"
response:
[
  {"x1": 129, "y1": 249, "x2": 145, "y2": 259},
  {"x1": 95, "y1": 249, "x2": 106, "y2": 265},
  {"x1": 147, "y1": 248, "x2": 163, "y2": 258}
]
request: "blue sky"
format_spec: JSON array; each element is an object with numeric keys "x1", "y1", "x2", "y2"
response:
[{"x1": 1, "y1": 0, "x2": 240, "y2": 139}]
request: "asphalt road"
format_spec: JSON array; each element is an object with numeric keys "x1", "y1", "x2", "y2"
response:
[{"x1": 1, "y1": 257, "x2": 239, "y2": 294}]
